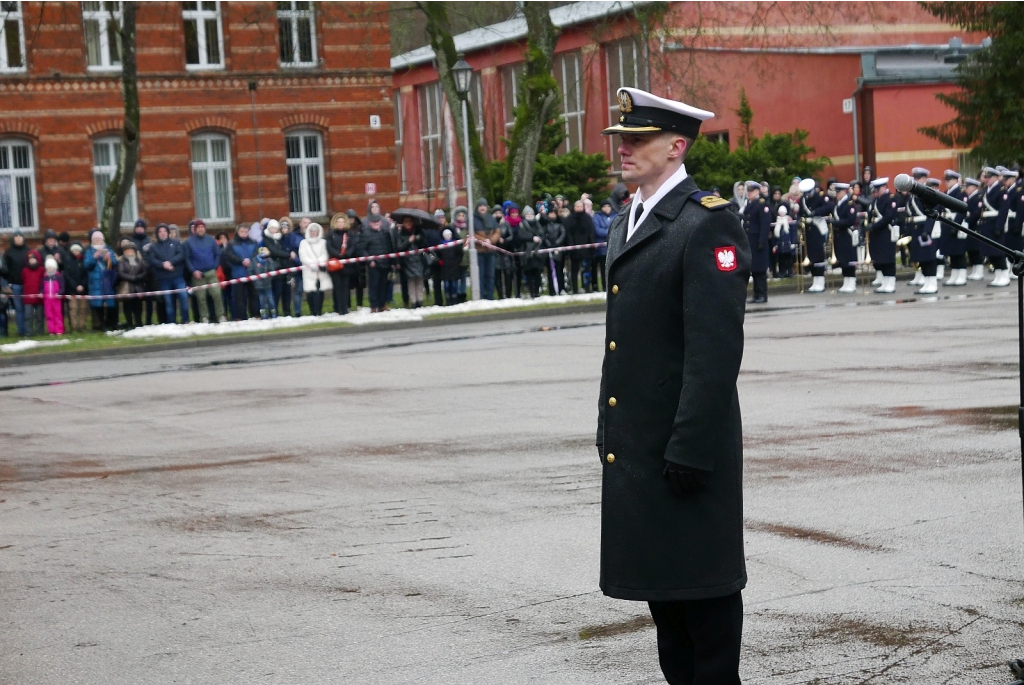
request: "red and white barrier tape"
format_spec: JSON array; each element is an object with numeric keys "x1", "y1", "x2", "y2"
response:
[{"x1": 13, "y1": 238, "x2": 610, "y2": 301}]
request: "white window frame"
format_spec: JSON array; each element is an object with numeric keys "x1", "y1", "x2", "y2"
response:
[
  {"x1": 82, "y1": 1, "x2": 123, "y2": 72},
  {"x1": 0, "y1": 1, "x2": 27, "y2": 73},
  {"x1": 182, "y1": 0, "x2": 224, "y2": 71},
  {"x1": 467, "y1": 72, "x2": 484, "y2": 144},
  {"x1": 92, "y1": 137, "x2": 138, "y2": 227},
  {"x1": 501, "y1": 63, "x2": 524, "y2": 138},
  {"x1": 0, "y1": 138, "x2": 37, "y2": 233},
  {"x1": 277, "y1": 0, "x2": 316, "y2": 68},
  {"x1": 394, "y1": 92, "x2": 407, "y2": 194},
  {"x1": 285, "y1": 130, "x2": 326, "y2": 217},
  {"x1": 418, "y1": 82, "x2": 446, "y2": 192},
  {"x1": 190, "y1": 133, "x2": 234, "y2": 223},
  {"x1": 606, "y1": 38, "x2": 649, "y2": 170},
  {"x1": 554, "y1": 51, "x2": 584, "y2": 154}
]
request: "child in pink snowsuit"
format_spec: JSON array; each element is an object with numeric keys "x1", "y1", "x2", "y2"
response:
[{"x1": 42, "y1": 257, "x2": 65, "y2": 335}]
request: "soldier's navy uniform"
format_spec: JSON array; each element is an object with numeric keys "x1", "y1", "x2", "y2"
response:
[
  {"x1": 944, "y1": 175, "x2": 971, "y2": 286},
  {"x1": 742, "y1": 183, "x2": 772, "y2": 303},
  {"x1": 830, "y1": 185, "x2": 859, "y2": 292},
  {"x1": 599, "y1": 86, "x2": 747, "y2": 685},
  {"x1": 867, "y1": 179, "x2": 900, "y2": 292},
  {"x1": 980, "y1": 169, "x2": 1008, "y2": 285},
  {"x1": 800, "y1": 183, "x2": 833, "y2": 292}
]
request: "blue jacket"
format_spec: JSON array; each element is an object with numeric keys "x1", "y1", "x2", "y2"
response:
[
  {"x1": 147, "y1": 237, "x2": 186, "y2": 281},
  {"x1": 223, "y1": 235, "x2": 258, "y2": 279},
  {"x1": 183, "y1": 234, "x2": 222, "y2": 274},
  {"x1": 83, "y1": 244, "x2": 118, "y2": 308},
  {"x1": 593, "y1": 211, "x2": 614, "y2": 257},
  {"x1": 282, "y1": 232, "x2": 303, "y2": 266}
]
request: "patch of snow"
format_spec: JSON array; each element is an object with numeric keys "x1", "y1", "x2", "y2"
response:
[
  {"x1": 111, "y1": 293, "x2": 607, "y2": 341},
  {"x1": 0, "y1": 338, "x2": 72, "y2": 353}
]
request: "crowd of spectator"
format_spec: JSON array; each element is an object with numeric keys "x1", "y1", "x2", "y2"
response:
[{"x1": 0, "y1": 187, "x2": 630, "y2": 338}]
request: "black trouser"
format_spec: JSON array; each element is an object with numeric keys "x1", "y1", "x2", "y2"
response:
[
  {"x1": 430, "y1": 266, "x2": 444, "y2": 306},
  {"x1": 122, "y1": 299, "x2": 143, "y2": 328},
  {"x1": 968, "y1": 249, "x2": 982, "y2": 266},
  {"x1": 496, "y1": 270, "x2": 515, "y2": 299},
  {"x1": 368, "y1": 267, "x2": 389, "y2": 310},
  {"x1": 950, "y1": 254, "x2": 967, "y2": 269},
  {"x1": 648, "y1": 592, "x2": 742, "y2": 685},
  {"x1": 920, "y1": 259, "x2": 937, "y2": 277},
  {"x1": 547, "y1": 258, "x2": 563, "y2": 295},
  {"x1": 779, "y1": 253, "x2": 794, "y2": 277},
  {"x1": 398, "y1": 269, "x2": 409, "y2": 307},
  {"x1": 354, "y1": 266, "x2": 366, "y2": 308},
  {"x1": 991, "y1": 255, "x2": 1008, "y2": 270},
  {"x1": 810, "y1": 265, "x2": 825, "y2": 277},
  {"x1": 591, "y1": 255, "x2": 606, "y2": 291},
  {"x1": 568, "y1": 255, "x2": 589, "y2": 293},
  {"x1": 842, "y1": 265, "x2": 856, "y2": 278},
  {"x1": 330, "y1": 271, "x2": 350, "y2": 315},
  {"x1": 751, "y1": 271, "x2": 767, "y2": 301},
  {"x1": 307, "y1": 290, "x2": 325, "y2": 316},
  {"x1": 232, "y1": 282, "x2": 257, "y2": 320},
  {"x1": 877, "y1": 262, "x2": 896, "y2": 277},
  {"x1": 524, "y1": 269, "x2": 541, "y2": 298}
]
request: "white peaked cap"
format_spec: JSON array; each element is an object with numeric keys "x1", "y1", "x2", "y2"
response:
[
  {"x1": 870, "y1": 177, "x2": 889, "y2": 189},
  {"x1": 602, "y1": 87, "x2": 714, "y2": 137}
]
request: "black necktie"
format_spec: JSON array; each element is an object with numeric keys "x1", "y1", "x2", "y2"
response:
[{"x1": 632, "y1": 202, "x2": 644, "y2": 231}]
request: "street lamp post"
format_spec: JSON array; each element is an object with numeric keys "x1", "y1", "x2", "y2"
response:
[{"x1": 451, "y1": 54, "x2": 481, "y2": 301}]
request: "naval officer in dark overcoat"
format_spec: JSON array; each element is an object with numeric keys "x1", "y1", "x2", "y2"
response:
[{"x1": 597, "y1": 87, "x2": 751, "y2": 684}]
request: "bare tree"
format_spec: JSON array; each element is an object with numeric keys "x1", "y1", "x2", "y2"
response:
[
  {"x1": 100, "y1": 1, "x2": 139, "y2": 244},
  {"x1": 503, "y1": 3, "x2": 559, "y2": 207}
]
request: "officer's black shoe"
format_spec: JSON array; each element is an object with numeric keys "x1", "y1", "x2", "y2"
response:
[{"x1": 752, "y1": 296, "x2": 767, "y2": 304}]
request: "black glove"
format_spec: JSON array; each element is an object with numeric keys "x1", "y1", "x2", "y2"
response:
[{"x1": 663, "y1": 461, "x2": 708, "y2": 494}]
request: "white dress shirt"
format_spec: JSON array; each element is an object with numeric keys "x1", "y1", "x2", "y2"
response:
[{"x1": 627, "y1": 163, "x2": 690, "y2": 242}]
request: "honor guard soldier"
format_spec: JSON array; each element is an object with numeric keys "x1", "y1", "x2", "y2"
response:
[
  {"x1": 910, "y1": 179, "x2": 943, "y2": 294},
  {"x1": 830, "y1": 182, "x2": 860, "y2": 293},
  {"x1": 598, "y1": 86, "x2": 749, "y2": 685},
  {"x1": 743, "y1": 180, "x2": 772, "y2": 303},
  {"x1": 943, "y1": 171, "x2": 968, "y2": 286},
  {"x1": 996, "y1": 168, "x2": 1022, "y2": 285},
  {"x1": 800, "y1": 179, "x2": 833, "y2": 293},
  {"x1": 981, "y1": 167, "x2": 1008, "y2": 286},
  {"x1": 867, "y1": 177, "x2": 899, "y2": 293},
  {"x1": 906, "y1": 167, "x2": 930, "y2": 286}
]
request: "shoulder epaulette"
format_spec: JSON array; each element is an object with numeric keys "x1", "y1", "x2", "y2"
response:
[{"x1": 689, "y1": 190, "x2": 732, "y2": 211}]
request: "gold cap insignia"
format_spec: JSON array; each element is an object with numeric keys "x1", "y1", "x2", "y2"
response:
[{"x1": 618, "y1": 90, "x2": 633, "y2": 114}]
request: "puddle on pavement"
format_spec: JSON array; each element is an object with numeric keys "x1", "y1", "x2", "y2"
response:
[
  {"x1": 889, "y1": 405, "x2": 1018, "y2": 431},
  {"x1": 578, "y1": 615, "x2": 654, "y2": 640},
  {"x1": 747, "y1": 521, "x2": 881, "y2": 550},
  {"x1": 0, "y1": 453, "x2": 296, "y2": 483},
  {"x1": 811, "y1": 615, "x2": 940, "y2": 649}
]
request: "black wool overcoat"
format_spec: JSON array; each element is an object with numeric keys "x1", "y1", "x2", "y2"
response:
[{"x1": 596, "y1": 175, "x2": 751, "y2": 602}]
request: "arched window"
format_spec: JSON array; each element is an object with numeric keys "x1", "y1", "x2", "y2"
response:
[
  {"x1": 190, "y1": 133, "x2": 233, "y2": 222},
  {"x1": 285, "y1": 130, "x2": 324, "y2": 216},
  {"x1": 92, "y1": 137, "x2": 137, "y2": 226},
  {"x1": 0, "y1": 138, "x2": 36, "y2": 232}
]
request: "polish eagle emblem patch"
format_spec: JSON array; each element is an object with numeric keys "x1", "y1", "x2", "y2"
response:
[
  {"x1": 715, "y1": 246, "x2": 737, "y2": 272},
  {"x1": 618, "y1": 90, "x2": 633, "y2": 114}
]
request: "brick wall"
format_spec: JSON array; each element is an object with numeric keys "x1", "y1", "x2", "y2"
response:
[{"x1": 0, "y1": 1, "x2": 398, "y2": 239}]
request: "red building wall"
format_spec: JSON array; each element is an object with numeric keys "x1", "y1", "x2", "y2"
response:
[{"x1": 0, "y1": 1, "x2": 396, "y2": 239}]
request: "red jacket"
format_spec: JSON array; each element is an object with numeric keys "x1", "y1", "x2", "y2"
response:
[{"x1": 20, "y1": 250, "x2": 44, "y2": 305}]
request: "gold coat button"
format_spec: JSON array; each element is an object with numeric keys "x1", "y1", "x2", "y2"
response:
[
  {"x1": 609, "y1": 341, "x2": 616, "y2": 351},
  {"x1": 611, "y1": 285, "x2": 619, "y2": 294},
  {"x1": 608, "y1": 397, "x2": 617, "y2": 407},
  {"x1": 606, "y1": 453, "x2": 615, "y2": 464}
]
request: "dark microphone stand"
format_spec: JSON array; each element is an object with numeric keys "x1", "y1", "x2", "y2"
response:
[{"x1": 921, "y1": 206, "x2": 1024, "y2": 684}]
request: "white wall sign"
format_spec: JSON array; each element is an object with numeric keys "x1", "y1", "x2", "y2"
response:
[
  {"x1": 842, "y1": 98, "x2": 854, "y2": 114},
  {"x1": 365, "y1": 182, "x2": 377, "y2": 195},
  {"x1": 369, "y1": 115, "x2": 381, "y2": 129}
]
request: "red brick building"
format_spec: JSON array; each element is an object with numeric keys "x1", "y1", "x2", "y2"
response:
[
  {"x1": 0, "y1": 0, "x2": 396, "y2": 239},
  {"x1": 392, "y1": 1, "x2": 985, "y2": 210}
]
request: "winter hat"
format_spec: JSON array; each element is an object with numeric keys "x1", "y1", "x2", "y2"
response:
[
  {"x1": 27, "y1": 250, "x2": 40, "y2": 264},
  {"x1": 120, "y1": 239, "x2": 135, "y2": 252},
  {"x1": 257, "y1": 246, "x2": 270, "y2": 259},
  {"x1": 522, "y1": 206, "x2": 536, "y2": 220},
  {"x1": 345, "y1": 209, "x2": 359, "y2": 220},
  {"x1": 434, "y1": 208, "x2": 447, "y2": 220},
  {"x1": 330, "y1": 212, "x2": 347, "y2": 230},
  {"x1": 476, "y1": 197, "x2": 489, "y2": 209},
  {"x1": 58, "y1": 231, "x2": 70, "y2": 243},
  {"x1": 44, "y1": 257, "x2": 57, "y2": 273},
  {"x1": 265, "y1": 219, "x2": 281, "y2": 237},
  {"x1": 44, "y1": 229, "x2": 57, "y2": 241},
  {"x1": 777, "y1": 205, "x2": 788, "y2": 217},
  {"x1": 442, "y1": 228, "x2": 453, "y2": 241},
  {"x1": 278, "y1": 216, "x2": 293, "y2": 231},
  {"x1": 90, "y1": 231, "x2": 107, "y2": 248},
  {"x1": 306, "y1": 222, "x2": 324, "y2": 240},
  {"x1": 69, "y1": 242, "x2": 83, "y2": 255},
  {"x1": 134, "y1": 219, "x2": 147, "y2": 230},
  {"x1": 188, "y1": 218, "x2": 205, "y2": 232},
  {"x1": 367, "y1": 214, "x2": 383, "y2": 224}
]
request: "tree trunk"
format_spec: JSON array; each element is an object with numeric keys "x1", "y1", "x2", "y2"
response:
[
  {"x1": 503, "y1": 3, "x2": 559, "y2": 208},
  {"x1": 101, "y1": 2, "x2": 140, "y2": 245},
  {"x1": 418, "y1": 2, "x2": 489, "y2": 204}
]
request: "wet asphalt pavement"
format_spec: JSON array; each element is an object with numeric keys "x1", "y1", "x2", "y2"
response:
[{"x1": 2, "y1": 279, "x2": 1023, "y2": 684}]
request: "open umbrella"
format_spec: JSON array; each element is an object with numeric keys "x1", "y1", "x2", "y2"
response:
[{"x1": 390, "y1": 207, "x2": 441, "y2": 228}]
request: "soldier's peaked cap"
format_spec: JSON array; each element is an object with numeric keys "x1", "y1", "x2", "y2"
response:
[
  {"x1": 601, "y1": 87, "x2": 714, "y2": 138},
  {"x1": 911, "y1": 167, "x2": 930, "y2": 177},
  {"x1": 870, "y1": 177, "x2": 889, "y2": 189},
  {"x1": 944, "y1": 169, "x2": 960, "y2": 180},
  {"x1": 833, "y1": 182, "x2": 850, "y2": 190},
  {"x1": 983, "y1": 166, "x2": 999, "y2": 175},
  {"x1": 926, "y1": 178, "x2": 941, "y2": 187},
  {"x1": 744, "y1": 180, "x2": 762, "y2": 191},
  {"x1": 964, "y1": 177, "x2": 980, "y2": 186}
]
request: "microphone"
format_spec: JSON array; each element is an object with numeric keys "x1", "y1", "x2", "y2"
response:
[{"x1": 894, "y1": 174, "x2": 968, "y2": 214}]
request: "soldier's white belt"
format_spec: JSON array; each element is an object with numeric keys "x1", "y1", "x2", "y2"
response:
[{"x1": 983, "y1": 211, "x2": 999, "y2": 217}]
